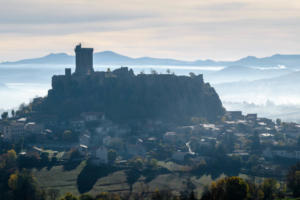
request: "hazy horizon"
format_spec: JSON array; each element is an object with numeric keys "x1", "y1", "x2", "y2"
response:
[
  {"x1": 2, "y1": 49, "x2": 300, "y2": 64},
  {"x1": 1, "y1": 63, "x2": 300, "y2": 122}
]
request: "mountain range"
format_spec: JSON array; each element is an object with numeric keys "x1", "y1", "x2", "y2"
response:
[{"x1": 1, "y1": 51, "x2": 300, "y2": 67}]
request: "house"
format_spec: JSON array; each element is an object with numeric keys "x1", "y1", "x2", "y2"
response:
[
  {"x1": 79, "y1": 133, "x2": 90, "y2": 146},
  {"x1": 70, "y1": 118, "x2": 85, "y2": 132},
  {"x1": 17, "y1": 118, "x2": 27, "y2": 123},
  {"x1": 263, "y1": 147, "x2": 273, "y2": 158},
  {"x1": 79, "y1": 144, "x2": 88, "y2": 156},
  {"x1": 92, "y1": 146, "x2": 108, "y2": 165},
  {"x1": 246, "y1": 114, "x2": 257, "y2": 121},
  {"x1": 24, "y1": 122, "x2": 43, "y2": 134},
  {"x1": 147, "y1": 137, "x2": 157, "y2": 141},
  {"x1": 198, "y1": 137, "x2": 216, "y2": 147},
  {"x1": 80, "y1": 112, "x2": 105, "y2": 122},
  {"x1": 195, "y1": 123, "x2": 220, "y2": 136},
  {"x1": 32, "y1": 146, "x2": 43, "y2": 154},
  {"x1": 172, "y1": 151, "x2": 188, "y2": 162},
  {"x1": 126, "y1": 143, "x2": 146, "y2": 157},
  {"x1": 282, "y1": 123, "x2": 300, "y2": 139},
  {"x1": 259, "y1": 133, "x2": 275, "y2": 144},
  {"x1": 2, "y1": 122, "x2": 25, "y2": 141},
  {"x1": 103, "y1": 136, "x2": 112, "y2": 146},
  {"x1": 226, "y1": 111, "x2": 244, "y2": 121},
  {"x1": 257, "y1": 118, "x2": 274, "y2": 126},
  {"x1": 227, "y1": 150, "x2": 249, "y2": 158},
  {"x1": 163, "y1": 132, "x2": 178, "y2": 143},
  {"x1": 273, "y1": 150, "x2": 300, "y2": 160},
  {"x1": 263, "y1": 147, "x2": 300, "y2": 160}
]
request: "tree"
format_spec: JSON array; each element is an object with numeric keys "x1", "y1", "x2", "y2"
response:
[
  {"x1": 166, "y1": 69, "x2": 171, "y2": 74},
  {"x1": 1, "y1": 112, "x2": 8, "y2": 120},
  {"x1": 188, "y1": 191, "x2": 197, "y2": 200},
  {"x1": 209, "y1": 177, "x2": 249, "y2": 200},
  {"x1": 189, "y1": 72, "x2": 196, "y2": 78},
  {"x1": 11, "y1": 110, "x2": 15, "y2": 118},
  {"x1": 40, "y1": 152, "x2": 49, "y2": 166},
  {"x1": 48, "y1": 189, "x2": 60, "y2": 200},
  {"x1": 148, "y1": 158, "x2": 158, "y2": 169},
  {"x1": 107, "y1": 149, "x2": 117, "y2": 164},
  {"x1": 126, "y1": 168, "x2": 141, "y2": 194},
  {"x1": 251, "y1": 131, "x2": 261, "y2": 154},
  {"x1": 151, "y1": 69, "x2": 158, "y2": 75},
  {"x1": 8, "y1": 170, "x2": 46, "y2": 200},
  {"x1": 276, "y1": 118, "x2": 281, "y2": 126},
  {"x1": 6, "y1": 149, "x2": 17, "y2": 169},
  {"x1": 60, "y1": 192, "x2": 78, "y2": 200},
  {"x1": 129, "y1": 157, "x2": 144, "y2": 169},
  {"x1": 260, "y1": 178, "x2": 278, "y2": 200},
  {"x1": 246, "y1": 180, "x2": 264, "y2": 200},
  {"x1": 50, "y1": 156, "x2": 58, "y2": 166},
  {"x1": 7, "y1": 149, "x2": 17, "y2": 161},
  {"x1": 287, "y1": 162, "x2": 300, "y2": 197},
  {"x1": 79, "y1": 194, "x2": 94, "y2": 200},
  {"x1": 151, "y1": 189, "x2": 173, "y2": 200}
]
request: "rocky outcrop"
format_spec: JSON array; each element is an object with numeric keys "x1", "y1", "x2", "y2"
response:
[{"x1": 33, "y1": 67, "x2": 225, "y2": 123}]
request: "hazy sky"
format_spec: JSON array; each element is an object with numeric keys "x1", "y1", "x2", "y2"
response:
[{"x1": 0, "y1": 0, "x2": 300, "y2": 61}]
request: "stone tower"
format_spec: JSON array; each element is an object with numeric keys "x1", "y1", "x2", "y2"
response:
[{"x1": 75, "y1": 43, "x2": 94, "y2": 75}]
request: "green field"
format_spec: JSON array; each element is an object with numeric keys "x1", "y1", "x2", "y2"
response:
[{"x1": 33, "y1": 162, "x2": 241, "y2": 198}]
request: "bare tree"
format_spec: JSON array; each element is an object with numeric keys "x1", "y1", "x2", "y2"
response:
[{"x1": 151, "y1": 69, "x2": 158, "y2": 75}]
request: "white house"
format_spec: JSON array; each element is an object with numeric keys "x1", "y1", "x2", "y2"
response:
[{"x1": 79, "y1": 133, "x2": 90, "y2": 147}]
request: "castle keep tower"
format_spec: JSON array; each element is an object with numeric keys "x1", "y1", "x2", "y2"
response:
[{"x1": 75, "y1": 44, "x2": 94, "y2": 75}]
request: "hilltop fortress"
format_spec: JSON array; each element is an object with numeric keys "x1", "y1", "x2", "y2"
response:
[{"x1": 34, "y1": 44, "x2": 225, "y2": 123}]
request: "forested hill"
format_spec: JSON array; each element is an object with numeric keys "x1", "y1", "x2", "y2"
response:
[{"x1": 27, "y1": 67, "x2": 225, "y2": 124}]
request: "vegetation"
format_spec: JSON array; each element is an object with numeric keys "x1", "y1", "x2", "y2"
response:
[
  {"x1": 287, "y1": 163, "x2": 300, "y2": 197},
  {"x1": 0, "y1": 149, "x2": 46, "y2": 200},
  {"x1": 1, "y1": 146, "x2": 300, "y2": 200},
  {"x1": 1, "y1": 111, "x2": 8, "y2": 120}
]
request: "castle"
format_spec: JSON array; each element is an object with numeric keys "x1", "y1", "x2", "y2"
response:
[
  {"x1": 46, "y1": 44, "x2": 224, "y2": 123},
  {"x1": 65, "y1": 43, "x2": 94, "y2": 77}
]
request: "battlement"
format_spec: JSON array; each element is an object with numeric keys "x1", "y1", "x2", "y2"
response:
[{"x1": 65, "y1": 68, "x2": 71, "y2": 77}]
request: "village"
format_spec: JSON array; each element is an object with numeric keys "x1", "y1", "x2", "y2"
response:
[{"x1": 1, "y1": 107, "x2": 300, "y2": 179}]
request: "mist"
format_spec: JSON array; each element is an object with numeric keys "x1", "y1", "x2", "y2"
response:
[{"x1": 1, "y1": 63, "x2": 300, "y2": 122}]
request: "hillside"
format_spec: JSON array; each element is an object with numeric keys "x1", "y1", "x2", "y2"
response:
[{"x1": 27, "y1": 67, "x2": 225, "y2": 123}]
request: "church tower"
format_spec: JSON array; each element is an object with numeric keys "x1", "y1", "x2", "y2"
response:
[{"x1": 74, "y1": 44, "x2": 94, "y2": 75}]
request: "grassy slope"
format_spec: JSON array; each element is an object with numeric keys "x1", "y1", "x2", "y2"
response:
[
  {"x1": 33, "y1": 161, "x2": 234, "y2": 198},
  {"x1": 33, "y1": 162, "x2": 86, "y2": 197}
]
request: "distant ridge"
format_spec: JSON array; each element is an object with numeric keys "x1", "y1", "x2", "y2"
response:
[
  {"x1": 2, "y1": 53, "x2": 74, "y2": 65},
  {"x1": 2, "y1": 51, "x2": 300, "y2": 67}
]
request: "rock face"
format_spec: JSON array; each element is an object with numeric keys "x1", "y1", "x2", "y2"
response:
[{"x1": 34, "y1": 67, "x2": 225, "y2": 123}]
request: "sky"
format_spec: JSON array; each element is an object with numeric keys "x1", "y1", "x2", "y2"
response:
[{"x1": 0, "y1": 0, "x2": 300, "y2": 61}]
